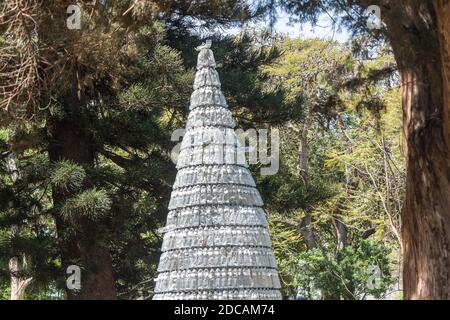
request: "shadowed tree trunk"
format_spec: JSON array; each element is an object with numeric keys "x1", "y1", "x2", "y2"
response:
[
  {"x1": 49, "y1": 113, "x2": 117, "y2": 300},
  {"x1": 49, "y1": 115, "x2": 117, "y2": 300},
  {"x1": 48, "y1": 70, "x2": 117, "y2": 299}
]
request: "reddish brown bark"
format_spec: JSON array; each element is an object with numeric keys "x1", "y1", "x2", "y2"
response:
[
  {"x1": 434, "y1": 0, "x2": 450, "y2": 149},
  {"x1": 355, "y1": 0, "x2": 450, "y2": 299},
  {"x1": 382, "y1": 0, "x2": 450, "y2": 299},
  {"x1": 400, "y1": 64, "x2": 450, "y2": 299}
]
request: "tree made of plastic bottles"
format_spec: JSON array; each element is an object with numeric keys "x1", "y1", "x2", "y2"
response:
[{"x1": 153, "y1": 41, "x2": 282, "y2": 300}]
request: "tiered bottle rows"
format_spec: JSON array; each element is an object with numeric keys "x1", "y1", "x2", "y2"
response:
[{"x1": 153, "y1": 43, "x2": 281, "y2": 300}]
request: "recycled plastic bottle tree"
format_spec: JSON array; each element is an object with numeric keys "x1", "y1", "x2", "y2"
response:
[{"x1": 153, "y1": 41, "x2": 282, "y2": 300}]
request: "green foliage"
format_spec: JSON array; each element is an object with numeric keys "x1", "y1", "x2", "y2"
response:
[
  {"x1": 169, "y1": 30, "x2": 302, "y2": 126},
  {"x1": 0, "y1": 0, "x2": 405, "y2": 300},
  {"x1": 50, "y1": 161, "x2": 86, "y2": 192},
  {"x1": 0, "y1": 281, "x2": 10, "y2": 300},
  {"x1": 269, "y1": 215, "x2": 305, "y2": 298},
  {"x1": 61, "y1": 188, "x2": 112, "y2": 221},
  {"x1": 0, "y1": 4, "x2": 193, "y2": 297},
  {"x1": 258, "y1": 173, "x2": 335, "y2": 212},
  {"x1": 261, "y1": 36, "x2": 403, "y2": 300},
  {"x1": 297, "y1": 239, "x2": 395, "y2": 300}
]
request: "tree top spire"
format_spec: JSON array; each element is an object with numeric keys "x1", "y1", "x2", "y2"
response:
[
  {"x1": 196, "y1": 40, "x2": 216, "y2": 70},
  {"x1": 195, "y1": 39, "x2": 212, "y2": 51}
]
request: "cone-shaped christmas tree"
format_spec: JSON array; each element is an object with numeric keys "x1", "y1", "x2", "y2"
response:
[{"x1": 153, "y1": 41, "x2": 282, "y2": 300}]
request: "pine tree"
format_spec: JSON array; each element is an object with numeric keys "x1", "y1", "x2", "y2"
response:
[{"x1": 0, "y1": 0, "x2": 279, "y2": 299}]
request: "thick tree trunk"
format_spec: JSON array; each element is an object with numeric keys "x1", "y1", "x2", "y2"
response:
[
  {"x1": 355, "y1": 0, "x2": 450, "y2": 299},
  {"x1": 9, "y1": 254, "x2": 33, "y2": 300},
  {"x1": 400, "y1": 63, "x2": 450, "y2": 299},
  {"x1": 372, "y1": 0, "x2": 450, "y2": 300},
  {"x1": 434, "y1": 0, "x2": 450, "y2": 149},
  {"x1": 48, "y1": 115, "x2": 117, "y2": 300}
]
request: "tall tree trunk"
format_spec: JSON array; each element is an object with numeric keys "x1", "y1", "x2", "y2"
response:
[
  {"x1": 298, "y1": 122, "x2": 310, "y2": 184},
  {"x1": 292, "y1": 119, "x2": 318, "y2": 249},
  {"x1": 6, "y1": 154, "x2": 33, "y2": 300},
  {"x1": 434, "y1": 0, "x2": 450, "y2": 148},
  {"x1": 332, "y1": 218, "x2": 348, "y2": 251},
  {"x1": 364, "y1": 0, "x2": 450, "y2": 299},
  {"x1": 9, "y1": 252, "x2": 33, "y2": 300},
  {"x1": 49, "y1": 117, "x2": 117, "y2": 300},
  {"x1": 48, "y1": 72, "x2": 116, "y2": 300},
  {"x1": 400, "y1": 51, "x2": 450, "y2": 301}
]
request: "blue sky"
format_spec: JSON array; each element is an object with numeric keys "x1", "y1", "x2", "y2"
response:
[
  {"x1": 272, "y1": 12, "x2": 351, "y2": 42},
  {"x1": 224, "y1": 11, "x2": 351, "y2": 43}
]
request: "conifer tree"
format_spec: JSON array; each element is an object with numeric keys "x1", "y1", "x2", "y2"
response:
[{"x1": 0, "y1": 0, "x2": 283, "y2": 299}]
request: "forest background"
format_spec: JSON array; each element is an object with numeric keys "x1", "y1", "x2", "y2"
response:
[{"x1": 0, "y1": 0, "x2": 447, "y2": 300}]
